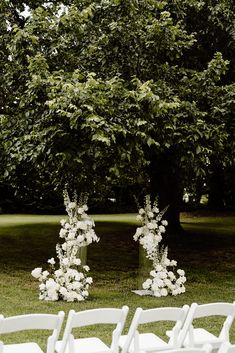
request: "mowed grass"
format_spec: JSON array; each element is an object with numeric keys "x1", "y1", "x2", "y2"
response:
[{"x1": 0, "y1": 212, "x2": 235, "y2": 349}]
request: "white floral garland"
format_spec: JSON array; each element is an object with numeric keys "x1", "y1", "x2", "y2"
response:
[
  {"x1": 32, "y1": 190, "x2": 99, "y2": 302},
  {"x1": 134, "y1": 195, "x2": 186, "y2": 297}
]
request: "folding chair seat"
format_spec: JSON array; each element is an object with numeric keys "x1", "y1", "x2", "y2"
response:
[
  {"x1": 56, "y1": 306, "x2": 129, "y2": 353},
  {"x1": 218, "y1": 342, "x2": 235, "y2": 353},
  {"x1": 149, "y1": 344, "x2": 213, "y2": 353},
  {"x1": 0, "y1": 311, "x2": 65, "y2": 353},
  {"x1": 119, "y1": 305, "x2": 189, "y2": 353},
  {"x1": 181, "y1": 302, "x2": 235, "y2": 349}
]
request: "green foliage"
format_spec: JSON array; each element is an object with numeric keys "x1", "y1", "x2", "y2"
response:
[{"x1": 1, "y1": 0, "x2": 235, "y2": 208}]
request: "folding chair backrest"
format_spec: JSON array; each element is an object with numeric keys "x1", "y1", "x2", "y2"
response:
[
  {"x1": 0, "y1": 313, "x2": 64, "y2": 333},
  {"x1": 192, "y1": 303, "x2": 235, "y2": 318},
  {"x1": 121, "y1": 305, "x2": 189, "y2": 353},
  {"x1": 59, "y1": 306, "x2": 129, "y2": 353},
  {"x1": 138, "y1": 306, "x2": 188, "y2": 324},
  {"x1": 180, "y1": 302, "x2": 235, "y2": 347},
  {"x1": 0, "y1": 311, "x2": 64, "y2": 353},
  {"x1": 70, "y1": 307, "x2": 128, "y2": 328}
]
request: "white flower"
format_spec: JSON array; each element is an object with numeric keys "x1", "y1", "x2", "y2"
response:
[
  {"x1": 62, "y1": 258, "x2": 69, "y2": 266},
  {"x1": 31, "y1": 267, "x2": 42, "y2": 279},
  {"x1": 82, "y1": 290, "x2": 89, "y2": 297},
  {"x1": 69, "y1": 202, "x2": 77, "y2": 209},
  {"x1": 155, "y1": 264, "x2": 163, "y2": 272},
  {"x1": 139, "y1": 208, "x2": 145, "y2": 215},
  {"x1": 42, "y1": 270, "x2": 49, "y2": 279},
  {"x1": 86, "y1": 277, "x2": 93, "y2": 284},
  {"x1": 55, "y1": 269, "x2": 63, "y2": 277},
  {"x1": 161, "y1": 220, "x2": 168, "y2": 226},
  {"x1": 143, "y1": 278, "x2": 152, "y2": 289},
  {"x1": 83, "y1": 265, "x2": 90, "y2": 272},
  {"x1": 177, "y1": 269, "x2": 185, "y2": 276},
  {"x1": 159, "y1": 225, "x2": 166, "y2": 233},
  {"x1": 59, "y1": 229, "x2": 67, "y2": 237},
  {"x1": 170, "y1": 260, "x2": 177, "y2": 266},
  {"x1": 77, "y1": 235, "x2": 84, "y2": 243},
  {"x1": 60, "y1": 219, "x2": 67, "y2": 226},
  {"x1": 160, "y1": 288, "x2": 168, "y2": 296},
  {"x1": 45, "y1": 278, "x2": 57, "y2": 289},
  {"x1": 147, "y1": 222, "x2": 155, "y2": 230},
  {"x1": 59, "y1": 287, "x2": 68, "y2": 296},
  {"x1": 148, "y1": 211, "x2": 154, "y2": 218},
  {"x1": 73, "y1": 258, "x2": 81, "y2": 266},
  {"x1": 152, "y1": 207, "x2": 159, "y2": 213},
  {"x1": 39, "y1": 283, "x2": 46, "y2": 290},
  {"x1": 48, "y1": 257, "x2": 55, "y2": 265},
  {"x1": 136, "y1": 215, "x2": 142, "y2": 222},
  {"x1": 77, "y1": 207, "x2": 84, "y2": 214}
]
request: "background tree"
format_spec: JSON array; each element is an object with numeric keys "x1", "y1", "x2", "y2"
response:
[{"x1": 1, "y1": 0, "x2": 234, "y2": 226}]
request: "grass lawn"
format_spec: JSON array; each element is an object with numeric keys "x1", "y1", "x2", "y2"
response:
[{"x1": 0, "y1": 212, "x2": 235, "y2": 349}]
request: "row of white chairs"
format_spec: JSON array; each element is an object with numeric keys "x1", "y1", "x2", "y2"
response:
[{"x1": 0, "y1": 302, "x2": 235, "y2": 353}]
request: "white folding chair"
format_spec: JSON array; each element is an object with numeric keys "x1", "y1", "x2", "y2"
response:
[
  {"x1": 181, "y1": 302, "x2": 235, "y2": 349},
  {"x1": 56, "y1": 305, "x2": 129, "y2": 353},
  {"x1": 218, "y1": 342, "x2": 235, "y2": 353},
  {"x1": 119, "y1": 305, "x2": 189, "y2": 353},
  {"x1": 148, "y1": 344, "x2": 213, "y2": 353},
  {"x1": 0, "y1": 311, "x2": 65, "y2": 353}
]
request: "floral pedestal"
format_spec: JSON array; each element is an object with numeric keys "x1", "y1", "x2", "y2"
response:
[
  {"x1": 77, "y1": 246, "x2": 87, "y2": 266},
  {"x1": 133, "y1": 195, "x2": 186, "y2": 297}
]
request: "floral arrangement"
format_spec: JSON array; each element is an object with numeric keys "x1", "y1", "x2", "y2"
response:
[
  {"x1": 134, "y1": 195, "x2": 186, "y2": 297},
  {"x1": 31, "y1": 190, "x2": 99, "y2": 302}
]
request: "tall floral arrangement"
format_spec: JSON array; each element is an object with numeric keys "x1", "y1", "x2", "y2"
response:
[
  {"x1": 134, "y1": 195, "x2": 186, "y2": 297},
  {"x1": 32, "y1": 190, "x2": 99, "y2": 302}
]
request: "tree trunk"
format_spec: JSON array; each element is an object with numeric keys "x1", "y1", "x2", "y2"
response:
[{"x1": 148, "y1": 152, "x2": 184, "y2": 234}]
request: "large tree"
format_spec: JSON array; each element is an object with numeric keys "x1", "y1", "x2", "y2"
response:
[{"x1": 1, "y1": 0, "x2": 234, "y2": 227}]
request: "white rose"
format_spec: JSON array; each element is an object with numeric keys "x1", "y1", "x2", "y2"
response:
[
  {"x1": 160, "y1": 288, "x2": 168, "y2": 296},
  {"x1": 55, "y1": 269, "x2": 63, "y2": 277},
  {"x1": 148, "y1": 211, "x2": 154, "y2": 218},
  {"x1": 86, "y1": 277, "x2": 93, "y2": 284},
  {"x1": 159, "y1": 225, "x2": 166, "y2": 233},
  {"x1": 77, "y1": 235, "x2": 84, "y2": 243},
  {"x1": 48, "y1": 257, "x2": 55, "y2": 265},
  {"x1": 82, "y1": 290, "x2": 89, "y2": 297},
  {"x1": 177, "y1": 269, "x2": 185, "y2": 276},
  {"x1": 42, "y1": 270, "x2": 49, "y2": 279},
  {"x1": 31, "y1": 267, "x2": 42, "y2": 279},
  {"x1": 83, "y1": 265, "x2": 90, "y2": 272},
  {"x1": 161, "y1": 220, "x2": 168, "y2": 226},
  {"x1": 59, "y1": 229, "x2": 67, "y2": 237}
]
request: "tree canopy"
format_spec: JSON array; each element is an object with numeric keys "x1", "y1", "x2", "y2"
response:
[{"x1": 1, "y1": 0, "x2": 235, "y2": 222}]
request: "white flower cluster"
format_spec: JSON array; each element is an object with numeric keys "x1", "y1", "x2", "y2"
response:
[
  {"x1": 142, "y1": 255, "x2": 186, "y2": 297},
  {"x1": 134, "y1": 195, "x2": 186, "y2": 297},
  {"x1": 31, "y1": 190, "x2": 99, "y2": 302}
]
